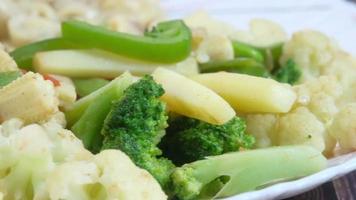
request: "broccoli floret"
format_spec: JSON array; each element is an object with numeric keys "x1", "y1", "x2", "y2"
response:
[
  {"x1": 101, "y1": 75, "x2": 175, "y2": 188},
  {"x1": 171, "y1": 146, "x2": 327, "y2": 200},
  {"x1": 273, "y1": 59, "x2": 301, "y2": 84},
  {"x1": 161, "y1": 116, "x2": 255, "y2": 165}
]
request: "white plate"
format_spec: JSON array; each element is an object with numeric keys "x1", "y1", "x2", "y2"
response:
[{"x1": 162, "y1": 1, "x2": 356, "y2": 199}]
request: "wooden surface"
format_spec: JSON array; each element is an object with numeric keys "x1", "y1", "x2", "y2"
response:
[{"x1": 285, "y1": 170, "x2": 356, "y2": 200}]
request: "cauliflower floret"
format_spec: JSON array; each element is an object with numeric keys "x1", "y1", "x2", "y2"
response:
[
  {"x1": 329, "y1": 103, "x2": 356, "y2": 152},
  {"x1": 245, "y1": 114, "x2": 277, "y2": 148},
  {"x1": 274, "y1": 107, "x2": 325, "y2": 152},
  {"x1": 50, "y1": 75, "x2": 77, "y2": 109},
  {"x1": 294, "y1": 76, "x2": 343, "y2": 124},
  {"x1": 95, "y1": 150, "x2": 167, "y2": 200},
  {"x1": 47, "y1": 161, "x2": 99, "y2": 200},
  {"x1": 231, "y1": 19, "x2": 287, "y2": 47},
  {"x1": 280, "y1": 30, "x2": 339, "y2": 81},
  {"x1": 184, "y1": 12, "x2": 235, "y2": 62},
  {"x1": 0, "y1": 117, "x2": 167, "y2": 200},
  {"x1": 195, "y1": 34, "x2": 234, "y2": 62}
]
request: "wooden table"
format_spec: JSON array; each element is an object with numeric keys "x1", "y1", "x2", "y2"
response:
[{"x1": 285, "y1": 170, "x2": 356, "y2": 200}]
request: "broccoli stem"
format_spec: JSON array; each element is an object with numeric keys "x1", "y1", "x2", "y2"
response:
[
  {"x1": 171, "y1": 146, "x2": 326, "y2": 200},
  {"x1": 65, "y1": 72, "x2": 134, "y2": 127},
  {"x1": 199, "y1": 58, "x2": 269, "y2": 77},
  {"x1": 73, "y1": 78, "x2": 109, "y2": 97},
  {"x1": 71, "y1": 89, "x2": 117, "y2": 153}
]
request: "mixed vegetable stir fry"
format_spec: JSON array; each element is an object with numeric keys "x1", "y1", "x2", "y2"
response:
[{"x1": 0, "y1": 7, "x2": 355, "y2": 200}]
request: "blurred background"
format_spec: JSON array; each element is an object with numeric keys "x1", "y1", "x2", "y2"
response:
[{"x1": 163, "y1": 0, "x2": 356, "y2": 55}]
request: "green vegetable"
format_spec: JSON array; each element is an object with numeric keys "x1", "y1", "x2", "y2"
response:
[
  {"x1": 101, "y1": 75, "x2": 175, "y2": 189},
  {"x1": 0, "y1": 71, "x2": 22, "y2": 87},
  {"x1": 232, "y1": 41, "x2": 264, "y2": 63},
  {"x1": 199, "y1": 58, "x2": 269, "y2": 77},
  {"x1": 161, "y1": 116, "x2": 255, "y2": 165},
  {"x1": 61, "y1": 20, "x2": 192, "y2": 63},
  {"x1": 73, "y1": 78, "x2": 109, "y2": 97},
  {"x1": 171, "y1": 146, "x2": 327, "y2": 200},
  {"x1": 9, "y1": 38, "x2": 81, "y2": 69},
  {"x1": 272, "y1": 59, "x2": 301, "y2": 85},
  {"x1": 257, "y1": 42, "x2": 284, "y2": 71},
  {"x1": 65, "y1": 72, "x2": 134, "y2": 127},
  {"x1": 71, "y1": 76, "x2": 130, "y2": 153}
]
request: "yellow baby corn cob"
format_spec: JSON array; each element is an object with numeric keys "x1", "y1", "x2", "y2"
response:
[{"x1": 0, "y1": 72, "x2": 59, "y2": 123}]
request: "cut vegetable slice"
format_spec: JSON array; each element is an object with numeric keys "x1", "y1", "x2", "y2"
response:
[
  {"x1": 152, "y1": 68, "x2": 235, "y2": 125},
  {"x1": 192, "y1": 72, "x2": 296, "y2": 113},
  {"x1": 33, "y1": 49, "x2": 198, "y2": 78}
]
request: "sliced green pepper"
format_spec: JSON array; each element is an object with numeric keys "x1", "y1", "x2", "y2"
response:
[
  {"x1": 0, "y1": 71, "x2": 22, "y2": 87},
  {"x1": 199, "y1": 58, "x2": 269, "y2": 77},
  {"x1": 61, "y1": 20, "x2": 192, "y2": 63},
  {"x1": 10, "y1": 38, "x2": 82, "y2": 69},
  {"x1": 232, "y1": 41, "x2": 264, "y2": 63}
]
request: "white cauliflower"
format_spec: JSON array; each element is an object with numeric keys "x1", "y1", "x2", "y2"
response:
[
  {"x1": 0, "y1": 117, "x2": 167, "y2": 200},
  {"x1": 184, "y1": 12, "x2": 235, "y2": 62},
  {"x1": 274, "y1": 107, "x2": 325, "y2": 152},
  {"x1": 246, "y1": 76, "x2": 341, "y2": 155},
  {"x1": 50, "y1": 75, "x2": 77, "y2": 109},
  {"x1": 245, "y1": 114, "x2": 277, "y2": 148},
  {"x1": 231, "y1": 19, "x2": 287, "y2": 47},
  {"x1": 280, "y1": 30, "x2": 339, "y2": 81},
  {"x1": 329, "y1": 103, "x2": 356, "y2": 152}
]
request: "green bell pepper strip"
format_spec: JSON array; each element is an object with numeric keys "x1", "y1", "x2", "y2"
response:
[
  {"x1": 0, "y1": 71, "x2": 22, "y2": 87},
  {"x1": 61, "y1": 20, "x2": 192, "y2": 63},
  {"x1": 199, "y1": 58, "x2": 269, "y2": 77},
  {"x1": 9, "y1": 38, "x2": 82, "y2": 69},
  {"x1": 232, "y1": 41, "x2": 264, "y2": 63},
  {"x1": 231, "y1": 40, "x2": 284, "y2": 71}
]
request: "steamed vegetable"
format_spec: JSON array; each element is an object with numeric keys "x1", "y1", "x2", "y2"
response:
[
  {"x1": 71, "y1": 73, "x2": 135, "y2": 153},
  {"x1": 171, "y1": 146, "x2": 327, "y2": 200},
  {"x1": 192, "y1": 72, "x2": 296, "y2": 113},
  {"x1": 199, "y1": 58, "x2": 268, "y2": 77},
  {"x1": 232, "y1": 41, "x2": 264, "y2": 63},
  {"x1": 0, "y1": 71, "x2": 22, "y2": 87},
  {"x1": 0, "y1": 117, "x2": 167, "y2": 200},
  {"x1": 0, "y1": 72, "x2": 58, "y2": 124},
  {"x1": 62, "y1": 20, "x2": 192, "y2": 63},
  {"x1": 101, "y1": 75, "x2": 175, "y2": 189},
  {"x1": 273, "y1": 59, "x2": 301, "y2": 84},
  {"x1": 161, "y1": 115, "x2": 254, "y2": 165},
  {"x1": 9, "y1": 38, "x2": 81, "y2": 69},
  {"x1": 33, "y1": 49, "x2": 198, "y2": 78},
  {"x1": 73, "y1": 78, "x2": 109, "y2": 97},
  {"x1": 0, "y1": 49, "x2": 18, "y2": 72},
  {"x1": 65, "y1": 72, "x2": 134, "y2": 127},
  {"x1": 152, "y1": 68, "x2": 235, "y2": 125}
]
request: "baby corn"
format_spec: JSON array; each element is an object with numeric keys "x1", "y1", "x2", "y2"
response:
[{"x1": 0, "y1": 72, "x2": 59, "y2": 123}]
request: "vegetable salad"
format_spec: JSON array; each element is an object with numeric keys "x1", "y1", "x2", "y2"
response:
[{"x1": 0, "y1": 1, "x2": 355, "y2": 200}]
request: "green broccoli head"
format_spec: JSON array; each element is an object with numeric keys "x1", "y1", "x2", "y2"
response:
[
  {"x1": 273, "y1": 59, "x2": 301, "y2": 85},
  {"x1": 161, "y1": 115, "x2": 255, "y2": 165},
  {"x1": 101, "y1": 75, "x2": 175, "y2": 188}
]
